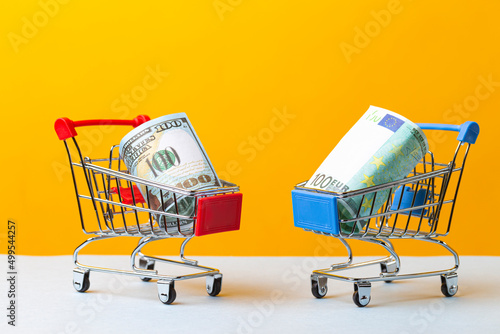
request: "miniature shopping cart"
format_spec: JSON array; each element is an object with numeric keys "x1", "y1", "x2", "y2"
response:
[
  {"x1": 292, "y1": 122, "x2": 479, "y2": 307},
  {"x1": 55, "y1": 115, "x2": 243, "y2": 304}
]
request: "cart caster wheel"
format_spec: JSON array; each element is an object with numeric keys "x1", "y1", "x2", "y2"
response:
[
  {"x1": 440, "y1": 273, "x2": 458, "y2": 297},
  {"x1": 158, "y1": 280, "x2": 176, "y2": 304},
  {"x1": 381, "y1": 260, "x2": 397, "y2": 283},
  {"x1": 311, "y1": 276, "x2": 328, "y2": 298},
  {"x1": 353, "y1": 291, "x2": 371, "y2": 307},
  {"x1": 206, "y1": 274, "x2": 222, "y2": 297},
  {"x1": 73, "y1": 269, "x2": 90, "y2": 293},
  {"x1": 353, "y1": 282, "x2": 371, "y2": 307},
  {"x1": 138, "y1": 258, "x2": 155, "y2": 282}
]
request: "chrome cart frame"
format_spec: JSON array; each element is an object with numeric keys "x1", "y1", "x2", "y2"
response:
[
  {"x1": 292, "y1": 122, "x2": 479, "y2": 306},
  {"x1": 55, "y1": 115, "x2": 243, "y2": 304}
]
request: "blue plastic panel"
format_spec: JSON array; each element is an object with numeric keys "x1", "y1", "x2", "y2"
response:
[{"x1": 291, "y1": 189, "x2": 339, "y2": 234}]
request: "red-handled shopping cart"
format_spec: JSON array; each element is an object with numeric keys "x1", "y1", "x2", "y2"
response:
[
  {"x1": 292, "y1": 122, "x2": 479, "y2": 306},
  {"x1": 55, "y1": 115, "x2": 243, "y2": 304}
]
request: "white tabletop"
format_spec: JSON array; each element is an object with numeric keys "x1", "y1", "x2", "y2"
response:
[{"x1": 1, "y1": 255, "x2": 499, "y2": 334}]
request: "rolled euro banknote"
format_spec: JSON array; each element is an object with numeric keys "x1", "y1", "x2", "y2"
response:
[
  {"x1": 305, "y1": 105, "x2": 429, "y2": 233},
  {"x1": 119, "y1": 113, "x2": 220, "y2": 233}
]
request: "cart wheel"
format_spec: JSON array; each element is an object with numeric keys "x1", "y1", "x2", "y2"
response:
[
  {"x1": 73, "y1": 269, "x2": 90, "y2": 293},
  {"x1": 206, "y1": 275, "x2": 222, "y2": 297},
  {"x1": 352, "y1": 291, "x2": 371, "y2": 307},
  {"x1": 380, "y1": 260, "x2": 397, "y2": 283},
  {"x1": 353, "y1": 282, "x2": 371, "y2": 307},
  {"x1": 440, "y1": 273, "x2": 458, "y2": 297},
  {"x1": 311, "y1": 276, "x2": 328, "y2": 299},
  {"x1": 138, "y1": 258, "x2": 155, "y2": 282},
  {"x1": 158, "y1": 280, "x2": 176, "y2": 305}
]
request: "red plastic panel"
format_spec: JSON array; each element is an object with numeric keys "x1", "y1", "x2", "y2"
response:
[
  {"x1": 110, "y1": 185, "x2": 146, "y2": 205},
  {"x1": 195, "y1": 193, "x2": 243, "y2": 236}
]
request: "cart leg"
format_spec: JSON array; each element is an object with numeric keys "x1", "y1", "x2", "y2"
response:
[
  {"x1": 74, "y1": 235, "x2": 115, "y2": 267},
  {"x1": 73, "y1": 268, "x2": 90, "y2": 293},
  {"x1": 353, "y1": 282, "x2": 371, "y2": 307},
  {"x1": 138, "y1": 257, "x2": 156, "y2": 282},
  {"x1": 311, "y1": 275, "x2": 328, "y2": 298},
  {"x1": 440, "y1": 273, "x2": 458, "y2": 297},
  {"x1": 157, "y1": 279, "x2": 177, "y2": 304},
  {"x1": 380, "y1": 258, "x2": 398, "y2": 283},
  {"x1": 206, "y1": 274, "x2": 223, "y2": 297},
  {"x1": 380, "y1": 239, "x2": 399, "y2": 282},
  {"x1": 130, "y1": 237, "x2": 159, "y2": 281},
  {"x1": 329, "y1": 238, "x2": 353, "y2": 270},
  {"x1": 180, "y1": 236, "x2": 198, "y2": 265}
]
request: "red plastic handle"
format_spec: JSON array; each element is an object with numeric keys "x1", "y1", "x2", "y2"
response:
[{"x1": 54, "y1": 115, "x2": 150, "y2": 140}]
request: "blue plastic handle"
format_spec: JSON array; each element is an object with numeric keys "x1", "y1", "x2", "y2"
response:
[{"x1": 416, "y1": 121, "x2": 480, "y2": 144}]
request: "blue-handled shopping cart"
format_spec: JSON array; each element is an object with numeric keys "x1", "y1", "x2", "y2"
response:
[{"x1": 292, "y1": 122, "x2": 479, "y2": 306}]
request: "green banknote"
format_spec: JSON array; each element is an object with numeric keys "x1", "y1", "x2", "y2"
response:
[
  {"x1": 119, "y1": 113, "x2": 220, "y2": 233},
  {"x1": 305, "y1": 106, "x2": 429, "y2": 233}
]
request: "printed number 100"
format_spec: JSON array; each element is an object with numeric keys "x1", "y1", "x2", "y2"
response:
[
  {"x1": 175, "y1": 175, "x2": 212, "y2": 190},
  {"x1": 310, "y1": 174, "x2": 333, "y2": 189}
]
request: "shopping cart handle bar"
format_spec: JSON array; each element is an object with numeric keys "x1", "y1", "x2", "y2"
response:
[
  {"x1": 416, "y1": 121, "x2": 480, "y2": 144},
  {"x1": 54, "y1": 115, "x2": 151, "y2": 140}
]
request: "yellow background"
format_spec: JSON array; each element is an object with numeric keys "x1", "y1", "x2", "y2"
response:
[{"x1": 1, "y1": 0, "x2": 498, "y2": 256}]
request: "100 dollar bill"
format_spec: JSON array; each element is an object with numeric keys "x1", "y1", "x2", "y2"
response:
[{"x1": 119, "y1": 113, "x2": 220, "y2": 233}]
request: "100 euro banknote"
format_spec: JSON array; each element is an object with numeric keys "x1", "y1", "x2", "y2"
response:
[{"x1": 305, "y1": 106, "x2": 429, "y2": 233}]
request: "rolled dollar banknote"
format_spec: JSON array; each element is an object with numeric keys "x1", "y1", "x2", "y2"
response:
[
  {"x1": 119, "y1": 113, "x2": 220, "y2": 233},
  {"x1": 305, "y1": 106, "x2": 429, "y2": 233}
]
